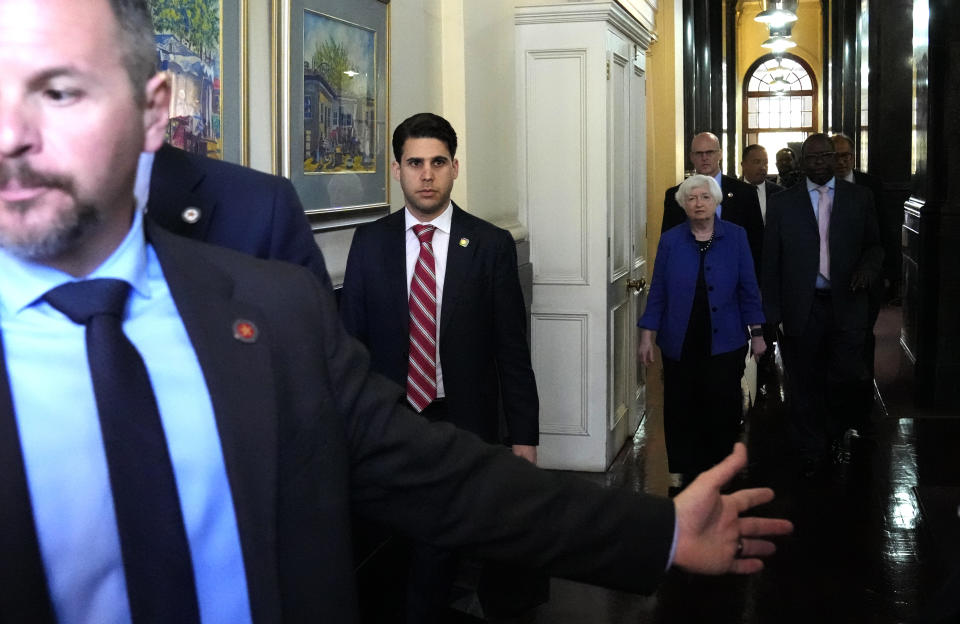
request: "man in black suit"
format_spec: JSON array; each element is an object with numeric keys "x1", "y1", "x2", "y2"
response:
[
  {"x1": 831, "y1": 133, "x2": 898, "y2": 305},
  {"x1": 761, "y1": 134, "x2": 883, "y2": 476},
  {"x1": 137, "y1": 144, "x2": 333, "y2": 292},
  {"x1": 830, "y1": 133, "x2": 894, "y2": 443},
  {"x1": 741, "y1": 144, "x2": 785, "y2": 388},
  {"x1": 740, "y1": 144, "x2": 785, "y2": 225},
  {"x1": 775, "y1": 147, "x2": 802, "y2": 188},
  {"x1": 0, "y1": 1, "x2": 793, "y2": 620},
  {"x1": 340, "y1": 113, "x2": 541, "y2": 621},
  {"x1": 663, "y1": 132, "x2": 764, "y2": 274}
]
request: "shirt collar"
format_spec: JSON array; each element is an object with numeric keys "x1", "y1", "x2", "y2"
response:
[
  {"x1": 405, "y1": 202, "x2": 453, "y2": 234},
  {"x1": 0, "y1": 204, "x2": 152, "y2": 316},
  {"x1": 135, "y1": 151, "x2": 155, "y2": 213},
  {"x1": 806, "y1": 176, "x2": 836, "y2": 192}
]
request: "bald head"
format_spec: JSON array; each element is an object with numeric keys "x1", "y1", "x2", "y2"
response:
[{"x1": 690, "y1": 132, "x2": 722, "y2": 177}]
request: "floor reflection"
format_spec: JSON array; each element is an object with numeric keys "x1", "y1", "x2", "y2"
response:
[{"x1": 520, "y1": 305, "x2": 949, "y2": 624}]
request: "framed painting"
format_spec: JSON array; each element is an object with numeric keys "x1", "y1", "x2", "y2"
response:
[
  {"x1": 274, "y1": 0, "x2": 390, "y2": 229},
  {"x1": 150, "y1": 0, "x2": 248, "y2": 164}
]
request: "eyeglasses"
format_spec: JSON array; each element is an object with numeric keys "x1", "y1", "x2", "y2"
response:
[
  {"x1": 803, "y1": 151, "x2": 835, "y2": 162},
  {"x1": 834, "y1": 151, "x2": 854, "y2": 159},
  {"x1": 692, "y1": 150, "x2": 720, "y2": 158}
]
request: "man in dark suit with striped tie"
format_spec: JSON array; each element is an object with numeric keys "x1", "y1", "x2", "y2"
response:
[{"x1": 340, "y1": 113, "x2": 542, "y2": 622}]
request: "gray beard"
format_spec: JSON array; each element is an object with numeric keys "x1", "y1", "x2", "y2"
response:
[
  {"x1": 0, "y1": 201, "x2": 102, "y2": 263},
  {"x1": 0, "y1": 160, "x2": 102, "y2": 263}
]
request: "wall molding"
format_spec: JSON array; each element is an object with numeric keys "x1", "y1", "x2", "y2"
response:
[{"x1": 516, "y1": 2, "x2": 655, "y2": 48}]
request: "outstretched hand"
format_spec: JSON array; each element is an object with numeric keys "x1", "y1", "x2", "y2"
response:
[{"x1": 672, "y1": 443, "x2": 793, "y2": 574}]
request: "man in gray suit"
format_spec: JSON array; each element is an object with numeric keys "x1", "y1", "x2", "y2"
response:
[{"x1": 761, "y1": 134, "x2": 883, "y2": 477}]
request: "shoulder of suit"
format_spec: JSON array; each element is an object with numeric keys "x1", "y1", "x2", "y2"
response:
[
  {"x1": 154, "y1": 144, "x2": 286, "y2": 190},
  {"x1": 767, "y1": 181, "x2": 805, "y2": 205},
  {"x1": 149, "y1": 220, "x2": 311, "y2": 282},
  {"x1": 660, "y1": 223, "x2": 689, "y2": 243},
  {"x1": 353, "y1": 208, "x2": 403, "y2": 237},
  {"x1": 449, "y1": 204, "x2": 513, "y2": 240},
  {"x1": 721, "y1": 174, "x2": 752, "y2": 189}
]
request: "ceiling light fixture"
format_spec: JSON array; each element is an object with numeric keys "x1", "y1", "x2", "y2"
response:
[
  {"x1": 770, "y1": 76, "x2": 791, "y2": 92},
  {"x1": 762, "y1": 35, "x2": 797, "y2": 53},
  {"x1": 755, "y1": 1, "x2": 798, "y2": 29}
]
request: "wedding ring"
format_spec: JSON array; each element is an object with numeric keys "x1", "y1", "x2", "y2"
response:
[{"x1": 736, "y1": 539, "x2": 744, "y2": 556}]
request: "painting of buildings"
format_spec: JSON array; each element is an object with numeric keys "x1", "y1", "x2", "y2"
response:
[
  {"x1": 151, "y1": 0, "x2": 223, "y2": 159},
  {"x1": 302, "y1": 10, "x2": 377, "y2": 174}
]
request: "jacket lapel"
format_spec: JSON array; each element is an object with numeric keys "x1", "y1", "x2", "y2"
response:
[
  {"x1": 385, "y1": 210, "x2": 410, "y2": 335},
  {"x1": 148, "y1": 224, "x2": 282, "y2": 623},
  {"x1": 791, "y1": 183, "x2": 819, "y2": 234},
  {"x1": 829, "y1": 180, "x2": 850, "y2": 257},
  {"x1": 147, "y1": 145, "x2": 216, "y2": 240},
  {"x1": 0, "y1": 332, "x2": 56, "y2": 622},
  {"x1": 440, "y1": 204, "x2": 476, "y2": 337}
]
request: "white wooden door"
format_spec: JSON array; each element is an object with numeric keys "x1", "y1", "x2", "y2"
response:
[
  {"x1": 516, "y1": 2, "x2": 653, "y2": 471},
  {"x1": 605, "y1": 32, "x2": 648, "y2": 466}
]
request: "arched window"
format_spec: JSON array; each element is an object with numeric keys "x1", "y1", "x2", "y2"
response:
[{"x1": 742, "y1": 53, "x2": 817, "y2": 157}]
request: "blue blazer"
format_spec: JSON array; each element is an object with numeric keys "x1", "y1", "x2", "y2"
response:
[
  {"x1": 146, "y1": 144, "x2": 333, "y2": 292},
  {"x1": 639, "y1": 219, "x2": 764, "y2": 361}
]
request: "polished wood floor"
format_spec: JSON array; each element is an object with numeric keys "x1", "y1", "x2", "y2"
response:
[{"x1": 448, "y1": 304, "x2": 960, "y2": 624}]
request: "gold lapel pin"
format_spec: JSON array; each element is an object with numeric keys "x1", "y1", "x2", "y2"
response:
[
  {"x1": 459, "y1": 238, "x2": 469, "y2": 247},
  {"x1": 727, "y1": 192, "x2": 734, "y2": 198}
]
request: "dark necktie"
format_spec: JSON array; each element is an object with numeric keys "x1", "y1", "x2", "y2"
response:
[
  {"x1": 407, "y1": 224, "x2": 438, "y2": 412},
  {"x1": 44, "y1": 279, "x2": 200, "y2": 622}
]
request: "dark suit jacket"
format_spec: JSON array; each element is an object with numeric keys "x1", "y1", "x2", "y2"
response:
[
  {"x1": 147, "y1": 143, "x2": 333, "y2": 292},
  {"x1": 663, "y1": 174, "x2": 764, "y2": 273},
  {"x1": 761, "y1": 179, "x2": 883, "y2": 336},
  {"x1": 0, "y1": 224, "x2": 673, "y2": 622},
  {"x1": 851, "y1": 169, "x2": 899, "y2": 289},
  {"x1": 339, "y1": 204, "x2": 538, "y2": 446},
  {"x1": 762, "y1": 179, "x2": 786, "y2": 198}
]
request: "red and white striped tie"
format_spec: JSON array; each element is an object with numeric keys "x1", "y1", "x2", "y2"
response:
[{"x1": 407, "y1": 224, "x2": 438, "y2": 412}]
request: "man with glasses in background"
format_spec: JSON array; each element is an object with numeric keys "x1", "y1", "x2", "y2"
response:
[
  {"x1": 830, "y1": 133, "x2": 895, "y2": 453},
  {"x1": 761, "y1": 134, "x2": 883, "y2": 479},
  {"x1": 663, "y1": 133, "x2": 765, "y2": 275}
]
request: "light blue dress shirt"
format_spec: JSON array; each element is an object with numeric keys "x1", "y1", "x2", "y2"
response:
[
  {"x1": 713, "y1": 172, "x2": 724, "y2": 219},
  {"x1": 806, "y1": 177, "x2": 836, "y2": 290},
  {"x1": 0, "y1": 207, "x2": 252, "y2": 624}
]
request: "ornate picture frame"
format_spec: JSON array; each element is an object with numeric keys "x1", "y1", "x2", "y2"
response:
[{"x1": 150, "y1": 0, "x2": 249, "y2": 164}]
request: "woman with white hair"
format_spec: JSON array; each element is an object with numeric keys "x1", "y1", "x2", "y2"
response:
[{"x1": 638, "y1": 174, "x2": 766, "y2": 487}]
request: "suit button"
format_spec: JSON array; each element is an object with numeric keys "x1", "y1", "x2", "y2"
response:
[
  {"x1": 713, "y1": 328, "x2": 718, "y2": 333},
  {"x1": 706, "y1": 266, "x2": 712, "y2": 271},
  {"x1": 712, "y1": 306, "x2": 718, "y2": 312},
  {"x1": 708, "y1": 286, "x2": 714, "y2": 291}
]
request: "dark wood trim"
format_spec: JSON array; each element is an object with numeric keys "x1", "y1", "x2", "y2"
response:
[{"x1": 725, "y1": 0, "x2": 738, "y2": 173}]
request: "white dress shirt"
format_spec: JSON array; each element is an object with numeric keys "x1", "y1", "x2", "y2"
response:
[{"x1": 754, "y1": 181, "x2": 768, "y2": 224}]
